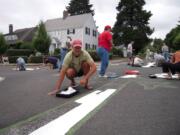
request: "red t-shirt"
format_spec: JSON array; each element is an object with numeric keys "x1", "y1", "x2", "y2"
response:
[{"x1": 98, "y1": 31, "x2": 112, "y2": 52}]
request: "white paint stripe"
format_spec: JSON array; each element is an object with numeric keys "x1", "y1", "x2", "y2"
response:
[
  {"x1": 0, "y1": 77, "x2": 5, "y2": 82},
  {"x1": 30, "y1": 89, "x2": 116, "y2": 135},
  {"x1": 120, "y1": 75, "x2": 138, "y2": 78},
  {"x1": 155, "y1": 73, "x2": 179, "y2": 79},
  {"x1": 142, "y1": 62, "x2": 155, "y2": 68},
  {"x1": 12, "y1": 68, "x2": 35, "y2": 71}
]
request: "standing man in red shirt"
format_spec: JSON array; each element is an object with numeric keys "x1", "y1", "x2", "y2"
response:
[{"x1": 97, "y1": 25, "x2": 113, "y2": 77}]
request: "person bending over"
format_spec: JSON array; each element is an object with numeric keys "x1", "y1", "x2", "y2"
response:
[
  {"x1": 16, "y1": 57, "x2": 26, "y2": 71},
  {"x1": 162, "y1": 50, "x2": 180, "y2": 79},
  {"x1": 44, "y1": 56, "x2": 58, "y2": 69}
]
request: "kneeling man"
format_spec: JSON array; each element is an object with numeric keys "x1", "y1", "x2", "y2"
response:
[{"x1": 48, "y1": 39, "x2": 97, "y2": 95}]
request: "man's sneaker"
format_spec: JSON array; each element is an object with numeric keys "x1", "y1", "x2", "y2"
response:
[{"x1": 98, "y1": 74, "x2": 108, "y2": 78}]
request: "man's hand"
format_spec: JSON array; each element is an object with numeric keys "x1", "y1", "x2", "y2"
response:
[
  {"x1": 48, "y1": 89, "x2": 59, "y2": 96},
  {"x1": 80, "y1": 78, "x2": 87, "y2": 86}
]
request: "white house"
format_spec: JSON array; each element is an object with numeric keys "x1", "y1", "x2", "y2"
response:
[{"x1": 45, "y1": 12, "x2": 98, "y2": 54}]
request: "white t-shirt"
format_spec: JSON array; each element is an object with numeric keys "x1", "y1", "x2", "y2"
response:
[
  {"x1": 134, "y1": 57, "x2": 143, "y2": 66},
  {"x1": 154, "y1": 53, "x2": 165, "y2": 61},
  {"x1": 61, "y1": 38, "x2": 71, "y2": 49},
  {"x1": 127, "y1": 43, "x2": 132, "y2": 53},
  {"x1": 161, "y1": 45, "x2": 169, "y2": 52}
]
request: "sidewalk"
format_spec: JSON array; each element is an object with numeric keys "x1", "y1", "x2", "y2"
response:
[
  {"x1": 0, "y1": 63, "x2": 43, "y2": 67},
  {"x1": 0, "y1": 58, "x2": 127, "y2": 67}
]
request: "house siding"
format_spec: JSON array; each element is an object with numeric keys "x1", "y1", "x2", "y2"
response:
[
  {"x1": 46, "y1": 14, "x2": 98, "y2": 53},
  {"x1": 83, "y1": 15, "x2": 98, "y2": 50}
]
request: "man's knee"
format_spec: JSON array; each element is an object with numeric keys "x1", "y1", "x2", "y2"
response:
[
  {"x1": 66, "y1": 68, "x2": 76, "y2": 78},
  {"x1": 81, "y1": 62, "x2": 90, "y2": 74},
  {"x1": 81, "y1": 61, "x2": 90, "y2": 68}
]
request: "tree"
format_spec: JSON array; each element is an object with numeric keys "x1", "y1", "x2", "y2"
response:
[
  {"x1": 66, "y1": 0, "x2": 94, "y2": 16},
  {"x1": 165, "y1": 20, "x2": 180, "y2": 51},
  {"x1": 0, "y1": 33, "x2": 7, "y2": 55},
  {"x1": 152, "y1": 38, "x2": 164, "y2": 53},
  {"x1": 33, "y1": 21, "x2": 51, "y2": 54},
  {"x1": 173, "y1": 33, "x2": 180, "y2": 50},
  {"x1": 113, "y1": 0, "x2": 153, "y2": 53}
]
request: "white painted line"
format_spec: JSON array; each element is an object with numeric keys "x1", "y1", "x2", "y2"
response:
[
  {"x1": 12, "y1": 68, "x2": 35, "y2": 71},
  {"x1": 0, "y1": 77, "x2": 5, "y2": 82},
  {"x1": 155, "y1": 73, "x2": 179, "y2": 79},
  {"x1": 142, "y1": 62, "x2": 155, "y2": 68},
  {"x1": 26, "y1": 68, "x2": 34, "y2": 71},
  {"x1": 30, "y1": 89, "x2": 116, "y2": 135},
  {"x1": 120, "y1": 75, "x2": 138, "y2": 78}
]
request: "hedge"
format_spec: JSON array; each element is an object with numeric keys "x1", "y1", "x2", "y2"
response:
[
  {"x1": 8, "y1": 56, "x2": 28, "y2": 63},
  {"x1": 28, "y1": 55, "x2": 60, "y2": 63},
  {"x1": 6, "y1": 49, "x2": 33, "y2": 57},
  {"x1": 28, "y1": 56, "x2": 43, "y2": 63},
  {"x1": 88, "y1": 50, "x2": 100, "y2": 61},
  {"x1": 87, "y1": 50, "x2": 113, "y2": 61}
]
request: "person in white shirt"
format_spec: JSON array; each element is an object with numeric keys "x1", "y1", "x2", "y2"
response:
[
  {"x1": 59, "y1": 36, "x2": 72, "y2": 70},
  {"x1": 127, "y1": 41, "x2": 134, "y2": 65},
  {"x1": 132, "y1": 56, "x2": 144, "y2": 67},
  {"x1": 154, "y1": 53, "x2": 165, "y2": 66},
  {"x1": 161, "y1": 43, "x2": 169, "y2": 62}
]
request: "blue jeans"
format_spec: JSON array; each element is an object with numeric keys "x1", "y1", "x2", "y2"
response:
[
  {"x1": 18, "y1": 62, "x2": 26, "y2": 71},
  {"x1": 163, "y1": 52, "x2": 169, "y2": 62},
  {"x1": 59, "y1": 48, "x2": 68, "y2": 69},
  {"x1": 97, "y1": 47, "x2": 109, "y2": 75}
]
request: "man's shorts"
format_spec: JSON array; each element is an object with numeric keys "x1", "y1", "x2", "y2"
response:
[
  {"x1": 127, "y1": 52, "x2": 132, "y2": 58},
  {"x1": 76, "y1": 69, "x2": 84, "y2": 77}
]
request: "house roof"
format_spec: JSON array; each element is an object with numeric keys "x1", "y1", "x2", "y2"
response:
[
  {"x1": 4, "y1": 27, "x2": 37, "y2": 45},
  {"x1": 14, "y1": 27, "x2": 37, "y2": 42},
  {"x1": 45, "y1": 13, "x2": 93, "y2": 31}
]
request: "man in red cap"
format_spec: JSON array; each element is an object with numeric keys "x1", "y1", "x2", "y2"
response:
[
  {"x1": 48, "y1": 39, "x2": 97, "y2": 95},
  {"x1": 97, "y1": 25, "x2": 113, "y2": 77}
]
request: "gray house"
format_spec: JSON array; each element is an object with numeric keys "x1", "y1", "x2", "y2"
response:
[
  {"x1": 45, "y1": 11, "x2": 98, "y2": 54},
  {"x1": 4, "y1": 24, "x2": 37, "y2": 46}
]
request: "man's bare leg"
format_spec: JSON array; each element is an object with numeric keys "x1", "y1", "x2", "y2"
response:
[
  {"x1": 66, "y1": 68, "x2": 77, "y2": 87},
  {"x1": 84, "y1": 79, "x2": 93, "y2": 90},
  {"x1": 81, "y1": 62, "x2": 93, "y2": 90},
  {"x1": 165, "y1": 70, "x2": 172, "y2": 79}
]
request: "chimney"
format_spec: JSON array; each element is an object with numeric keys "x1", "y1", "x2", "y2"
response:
[
  {"x1": 63, "y1": 10, "x2": 69, "y2": 19},
  {"x1": 9, "y1": 24, "x2": 13, "y2": 34}
]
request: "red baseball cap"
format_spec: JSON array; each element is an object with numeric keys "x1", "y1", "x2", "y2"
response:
[
  {"x1": 105, "y1": 25, "x2": 111, "y2": 30},
  {"x1": 72, "y1": 39, "x2": 82, "y2": 48}
]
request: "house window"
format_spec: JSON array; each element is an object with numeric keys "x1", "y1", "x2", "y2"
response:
[
  {"x1": 67, "y1": 28, "x2": 75, "y2": 34},
  {"x1": 67, "y1": 29, "x2": 69, "y2": 34},
  {"x1": 93, "y1": 30, "x2": 97, "y2": 37},
  {"x1": 92, "y1": 44, "x2": 97, "y2": 50},
  {"x1": 12, "y1": 35, "x2": 18, "y2": 40},
  {"x1": 4, "y1": 35, "x2": 18, "y2": 41},
  {"x1": 85, "y1": 43, "x2": 91, "y2": 50},
  {"x1": 85, "y1": 27, "x2": 90, "y2": 35}
]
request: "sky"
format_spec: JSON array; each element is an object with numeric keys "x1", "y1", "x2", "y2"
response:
[{"x1": 0, "y1": 0, "x2": 179, "y2": 39}]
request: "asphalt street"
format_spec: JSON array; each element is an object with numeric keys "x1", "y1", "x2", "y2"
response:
[{"x1": 0, "y1": 61, "x2": 180, "y2": 135}]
